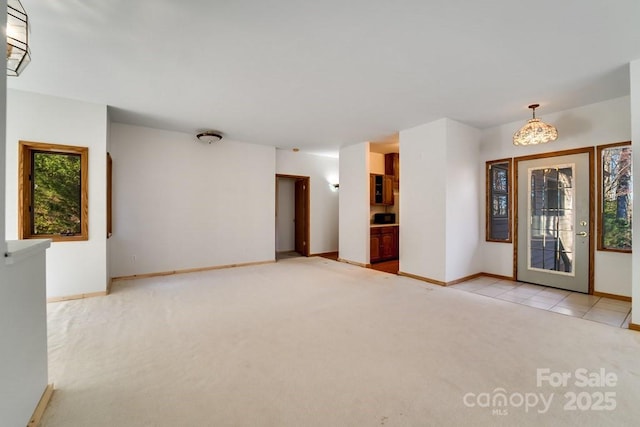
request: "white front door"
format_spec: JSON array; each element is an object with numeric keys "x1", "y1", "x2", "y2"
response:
[{"x1": 516, "y1": 151, "x2": 592, "y2": 293}]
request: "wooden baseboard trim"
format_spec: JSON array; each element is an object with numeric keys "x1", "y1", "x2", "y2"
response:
[
  {"x1": 28, "y1": 383, "x2": 54, "y2": 427},
  {"x1": 446, "y1": 273, "x2": 484, "y2": 286},
  {"x1": 398, "y1": 271, "x2": 490, "y2": 287},
  {"x1": 111, "y1": 260, "x2": 276, "y2": 282},
  {"x1": 592, "y1": 291, "x2": 632, "y2": 302},
  {"x1": 47, "y1": 291, "x2": 107, "y2": 303},
  {"x1": 629, "y1": 323, "x2": 640, "y2": 332},
  {"x1": 337, "y1": 258, "x2": 370, "y2": 268},
  {"x1": 398, "y1": 271, "x2": 447, "y2": 286},
  {"x1": 480, "y1": 272, "x2": 515, "y2": 281}
]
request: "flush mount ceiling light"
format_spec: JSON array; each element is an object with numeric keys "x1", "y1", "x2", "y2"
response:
[
  {"x1": 513, "y1": 104, "x2": 558, "y2": 146},
  {"x1": 196, "y1": 131, "x2": 223, "y2": 144},
  {"x1": 7, "y1": 0, "x2": 30, "y2": 76}
]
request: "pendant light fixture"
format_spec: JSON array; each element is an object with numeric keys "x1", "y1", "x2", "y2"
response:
[
  {"x1": 7, "y1": 0, "x2": 30, "y2": 76},
  {"x1": 513, "y1": 104, "x2": 558, "y2": 146}
]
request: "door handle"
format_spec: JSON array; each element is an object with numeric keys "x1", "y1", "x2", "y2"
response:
[{"x1": 577, "y1": 231, "x2": 588, "y2": 237}]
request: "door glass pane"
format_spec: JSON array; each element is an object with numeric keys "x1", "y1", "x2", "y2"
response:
[
  {"x1": 528, "y1": 165, "x2": 575, "y2": 275},
  {"x1": 492, "y1": 168, "x2": 508, "y2": 192}
]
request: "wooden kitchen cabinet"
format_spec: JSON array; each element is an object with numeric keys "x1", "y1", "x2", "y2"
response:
[
  {"x1": 383, "y1": 175, "x2": 393, "y2": 204},
  {"x1": 370, "y1": 174, "x2": 394, "y2": 205},
  {"x1": 385, "y1": 153, "x2": 399, "y2": 190},
  {"x1": 370, "y1": 226, "x2": 398, "y2": 263},
  {"x1": 370, "y1": 233, "x2": 382, "y2": 262}
]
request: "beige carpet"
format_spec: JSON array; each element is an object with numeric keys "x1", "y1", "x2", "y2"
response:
[{"x1": 42, "y1": 257, "x2": 640, "y2": 426}]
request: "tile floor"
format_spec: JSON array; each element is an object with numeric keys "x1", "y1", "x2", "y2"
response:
[{"x1": 449, "y1": 276, "x2": 632, "y2": 329}]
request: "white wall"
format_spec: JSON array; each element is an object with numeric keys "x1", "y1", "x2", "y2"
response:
[
  {"x1": 276, "y1": 149, "x2": 339, "y2": 255},
  {"x1": 276, "y1": 178, "x2": 295, "y2": 252},
  {"x1": 369, "y1": 152, "x2": 385, "y2": 175},
  {"x1": 445, "y1": 120, "x2": 481, "y2": 281},
  {"x1": 1, "y1": 3, "x2": 49, "y2": 423},
  {"x1": 109, "y1": 123, "x2": 275, "y2": 277},
  {"x1": 339, "y1": 142, "x2": 370, "y2": 264},
  {"x1": 480, "y1": 96, "x2": 632, "y2": 296},
  {"x1": 399, "y1": 119, "x2": 448, "y2": 281},
  {"x1": 5, "y1": 89, "x2": 108, "y2": 298},
  {"x1": 0, "y1": 0, "x2": 4, "y2": 250},
  {"x1": 631, "y1": 60, "x2": 640, "y2": 323}
]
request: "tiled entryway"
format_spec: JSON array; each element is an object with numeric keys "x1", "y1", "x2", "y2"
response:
[{"x1": 450, "y1": 276, "x2": 632, "y2": 329}]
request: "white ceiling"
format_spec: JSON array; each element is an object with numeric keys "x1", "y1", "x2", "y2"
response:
[{"x1": 8, "y1": 0, "x2": 640, "y2": 155}]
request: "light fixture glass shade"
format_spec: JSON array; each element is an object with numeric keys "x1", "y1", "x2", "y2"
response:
[
  {"x1": 513, "y1": 104, "x2": 558, "y2": 146},
  {"x1": 7, "y1": 0, "x2": 30, "y2": 76},
  {"x1": 196, "y1": 131, "x2": 223, "y2": 144}
]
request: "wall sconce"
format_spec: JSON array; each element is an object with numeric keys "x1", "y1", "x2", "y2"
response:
[
  {"x1": 332, "y1": 183, "x2": 340, "y2": 189},
  {"x1": 7, "y1": 0, "x2": 30, "y2": 76}
]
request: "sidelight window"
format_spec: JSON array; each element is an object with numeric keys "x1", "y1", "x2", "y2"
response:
[
  {"x1": 597, "y1": 142, "x2": 632, "y2": 252},
  {"x1": 486, "y1": 159, "x2": 512, "y2": 242}
]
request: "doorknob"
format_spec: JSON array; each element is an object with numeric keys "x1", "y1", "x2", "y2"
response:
[{"x1": 577, "y1": 231, "x2": 588, "y2": 237}]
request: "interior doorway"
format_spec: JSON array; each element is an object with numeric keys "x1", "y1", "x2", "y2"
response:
[
  {"x1": 276, "y1": 174, "x2": 310, "y2": 259},
  {"x1": 514, "y1": 148, "x2": 594, "y2": 293}
]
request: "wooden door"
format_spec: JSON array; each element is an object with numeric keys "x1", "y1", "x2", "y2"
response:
[{"x1": 294, "y1": 178, "x2": 310, "y2": 256}]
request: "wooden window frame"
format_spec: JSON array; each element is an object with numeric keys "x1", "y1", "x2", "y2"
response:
[
  {"x1": 19, "y1": 141, "x2": 89, "y2": 242},
  {"x1": 107, "y1": 152, "x2": 113, "y2": 238},
  {"x1": 486, "y1": 158, "x2": 513, "y2": 243},
  {"x1": 596, "y1": 141, "x2": 632, "y2": 253}
]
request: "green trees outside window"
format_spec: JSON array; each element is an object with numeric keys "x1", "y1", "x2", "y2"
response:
[
  {"x1": 31, "y1": 151, "x2": 82, "y2": 235},
  {"x1": 19, "y1": 141, "x2": 89, "y2": 242},
  {"x1": 598, "y1": 142, "x2": 632, "y2": 252}
]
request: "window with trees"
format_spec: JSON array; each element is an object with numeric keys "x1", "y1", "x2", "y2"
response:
[
  {"x1": 19, "y1": 141, "x2": 89, "y2": 241},
  {"x1": 486, "y1": 158, "x2": 512, "y2": 242},
  {"x1": 597, "y1": 141, "x2": 632, "y2": 252}
]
